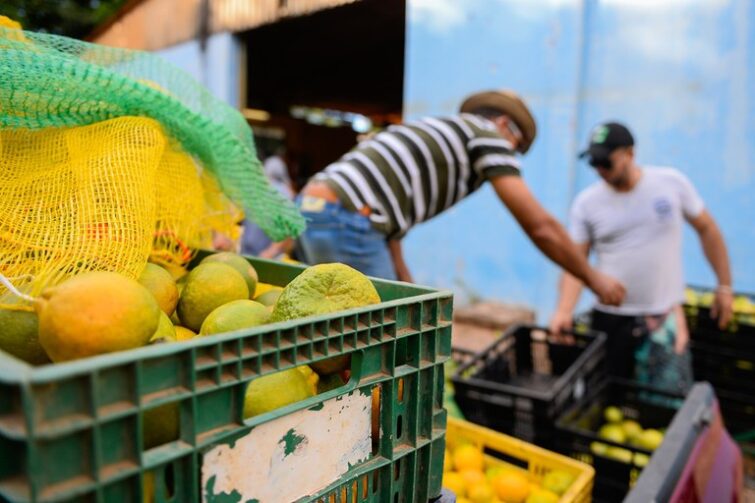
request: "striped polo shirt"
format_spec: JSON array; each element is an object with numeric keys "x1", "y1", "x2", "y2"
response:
[{"x1": 314, "y1": 113, "x2": 521, "y2": 239}]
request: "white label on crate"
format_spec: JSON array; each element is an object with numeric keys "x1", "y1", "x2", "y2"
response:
[{"x1": 202, "y1": 390, "x2": 372, "y2": 503}]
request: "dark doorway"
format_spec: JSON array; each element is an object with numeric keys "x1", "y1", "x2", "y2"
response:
[{"x1": 243, "y1": 0, "x2": 406, "y2": 186}]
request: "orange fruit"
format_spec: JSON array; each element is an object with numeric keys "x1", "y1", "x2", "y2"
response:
[
  {"x1": 444, "y1": 450, "x2": 453, "y2": 471},
  {"x1": 492, "y1": 471, "x2": 530, "y2": 503},
  {"x1": 460, "y1": 469, "x2": 487, "y2": 488},
  {"x1": 454, "y1": 444, "x2": 484, "y2": 472},
  {"x1": 468, "y1": 482, "x2": 496, "y2": 503},
  {"x1": 443, "y1": 471, "x2": 466, "y2": 497}
]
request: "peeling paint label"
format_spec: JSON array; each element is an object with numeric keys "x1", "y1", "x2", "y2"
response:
[{"x1": 202, "y1": 391, "x2": 372, "y2": 503}]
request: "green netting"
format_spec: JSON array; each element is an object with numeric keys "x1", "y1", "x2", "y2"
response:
[{"x1": 0, "y1": 25, "x2": 305, "y2": 241}]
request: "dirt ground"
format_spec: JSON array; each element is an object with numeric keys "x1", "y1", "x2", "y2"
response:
[{"x1": 451, "y1": 301, "x2": 535, "y2": 353}]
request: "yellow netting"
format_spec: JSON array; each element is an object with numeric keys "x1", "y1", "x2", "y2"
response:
[
  {"x1": 0, "y1": 19, "x2": 305, "y2": 241},
  {"x1": 0, "y1": 116, "x2": 238, "y2": 307}
]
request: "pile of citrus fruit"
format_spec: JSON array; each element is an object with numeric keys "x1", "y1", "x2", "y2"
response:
[
  {"x1": 442, "y1": 442, "x2": 575, "y2": 503},
  {"x1": 590, "y1": 406, "x2": 664, "y2": 466},
  {"x1": 0, "y1": 253, "x2": 382, "y2": 445},
  {"x1": 685, "y1": 287, "x2": 755, "y2": 324}
]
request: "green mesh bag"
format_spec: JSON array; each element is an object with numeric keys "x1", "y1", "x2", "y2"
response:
[{"x1": 0, "y1": 24, "x2": 305, "y2": 241}]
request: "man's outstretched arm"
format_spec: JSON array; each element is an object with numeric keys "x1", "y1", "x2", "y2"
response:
[
  {"x1": 490, "y1": 175, "x2": 624, "y2": 306},
  {"x1": 688, "y1": 210, "x2": 733, "y2": 328}
]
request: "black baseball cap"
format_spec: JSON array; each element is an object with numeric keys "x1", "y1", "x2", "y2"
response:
[{"x1": 579, "y1": 122, "x2": 634, "y2": 165}]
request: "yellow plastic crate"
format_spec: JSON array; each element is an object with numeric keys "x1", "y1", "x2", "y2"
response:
[{"x1": 446, "y1": 417, "x2": 594, "y2": 503}]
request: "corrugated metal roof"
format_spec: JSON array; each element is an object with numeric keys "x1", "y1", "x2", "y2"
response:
[{"x1": 92, "y1": 0, "x2": 359, "y2": 50}]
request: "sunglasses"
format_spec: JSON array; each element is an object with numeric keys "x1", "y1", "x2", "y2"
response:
[
  {"x1": 504, "y1": 120, "x2": 523, "y2": 142},
  {"x1": 588, "y1": 157, "x2": 613, "y2": 170}
]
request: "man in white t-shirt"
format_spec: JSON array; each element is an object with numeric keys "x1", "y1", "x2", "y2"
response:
[{"x1": 549, "y1": 122, "x2": 733, "y2": 390}]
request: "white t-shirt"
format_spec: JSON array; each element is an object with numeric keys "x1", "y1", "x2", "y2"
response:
[{"x1": 569, "y1": 167, "x2": 705, "y2": 315}]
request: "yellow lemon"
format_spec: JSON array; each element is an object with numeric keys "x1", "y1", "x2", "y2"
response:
[
  {"x1": 541, "y1": 470, "x2": 574, "y2": 496},
  {"x1": 243, "y1": 368, "x2": 314, "y2": 418},
  {"x1": 525, "y1": 489, "x2": 559, "y2": 503},
  {"x1": 296, "y1": 365, "x2": 320, "y2": 395},
  {"x1": 143, "y1": 470, "x2": 156, "y2": 503},
  {"x1": 468, "y1": 483, "x2": 496, "y2": 503},
  {"x1": 199, "y1": 299, "x2": 270, "y2": 336},
  {"x1": 149, "y1": 312, "x2": 177, "y2": 343},
  {"x1": 486, "y1": 465, "x2": 506, "y2": 481},
  {"x1": 200, "y1": 252, "x2": 259, "y2": 298},
  {"x1": 254, "y1": 282, "x2": 277, "y2": 297},
  {"x1": 0, "y1": 306, "x2": 49, "y2": 364},
  {"x1": 143, "y1": 402, "x2": 179, "y2": 449},
  {"x1": 254, "y1": 287, "x2": 283, "y2": 307},
  {"x1": 177, "y1": 263, "x2": 248, "y2": 332},
  {"x1": 173, "y1": 326, "x2": 196, "y2": 341},
  {"x1": 138, "y1": 263, "x2": 179, "y2": 315}
]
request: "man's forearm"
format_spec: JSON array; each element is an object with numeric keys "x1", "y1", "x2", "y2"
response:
[
  {"x1": 556, "y1": 272, "x2": 584, "y2": 313},
  {"x1": 699, "y1": 224, "x2": 731, "y2": 287},
  {"x1": 528, "y1": 218, "x2": 595, "y2": 288},
  {"x1": 387, "y1": 239, "x2": 413, "y2": 282}
]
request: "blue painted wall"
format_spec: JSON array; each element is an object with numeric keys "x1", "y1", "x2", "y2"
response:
[
  {"x1": 157, "y1": 32, "x2": 241, "y2": 108},
  {"x1": 403, "y1": 0, "x2": 754, "y2": 318}
]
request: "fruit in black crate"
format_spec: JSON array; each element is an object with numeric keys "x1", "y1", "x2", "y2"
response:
[
  {"x1": 604, "y1": 406, "x2": 624, "y2": 423},
  {"x1": 621, "y1": 419, "x2": 642, "y2": 441},
  {"x1": 636, "y1": 428, "x2": 664, "y2": 451},
  {"x1": 599, "y1": 423, "x2": 626, "y2": 444},
  {"x1": 605, "y1": 447, "x2": 633, "y2": 463}
]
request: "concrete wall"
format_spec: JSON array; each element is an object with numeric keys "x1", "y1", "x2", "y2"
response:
[{"x1": 403, "y1": 0, "x2": 754, "y2": 317}]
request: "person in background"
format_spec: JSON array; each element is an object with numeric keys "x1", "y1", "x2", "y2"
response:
[
  {"x1": 549, "y1": 122, "x2": 733, "y2": 392},
  {"x1": 241, "y1": 148, "x2": 296, "y2": 258},
  {"x1": 295, "y1": 89, "x2": 626, "y2": 307}
]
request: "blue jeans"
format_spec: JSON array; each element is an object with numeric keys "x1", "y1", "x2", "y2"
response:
[{"x1": 296, "y1": 196, "x2": 396, "y2": 280}]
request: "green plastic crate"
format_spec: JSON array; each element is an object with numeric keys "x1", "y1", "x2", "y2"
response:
[{"x1": 0, "y1": 256, "x2": 453, "y2": 503}]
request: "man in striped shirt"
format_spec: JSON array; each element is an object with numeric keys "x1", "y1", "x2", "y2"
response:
[{"x1": 296, "y1": 89, "x2": 625, "y2": 306}]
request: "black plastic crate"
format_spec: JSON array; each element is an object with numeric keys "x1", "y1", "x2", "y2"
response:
[
  {"x1": 449, "y1": 347, "x2": 477, "y2": 368},
  {"x1": 714, "y1": 389, "x2": 755, "y2": 438},
  {"x1": 554, "y1": 378, "x2": 683, "y2": 503},
  {"x1": 625, "y1": 382, "x2": 739, "y2": 503},
  {"x1": 451, "y1": 324, "x2": 606, "y2": 447},
  {"x1": 684, "y1": 286, "x2": 755, "y2": 353},
  {"x1": 690, "y1": 341, "x2": 755, "y2": 396}
]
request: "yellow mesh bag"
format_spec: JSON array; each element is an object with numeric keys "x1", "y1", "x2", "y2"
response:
[
  {"x1": 0, "y1": 20, "x2": 305, "y2": 241},
  {"x1": 199, "y1": 171, "x2": 245, "y2": 242},
  {"x1": 151, "y1": 141, "x2": 207, "y2": 268},
  {"x1": 0, "y1": 116, "x2": 234, "y2": 307},
  {"x1": 149, "y1": 148, "x2": 242, "y2": 272}
]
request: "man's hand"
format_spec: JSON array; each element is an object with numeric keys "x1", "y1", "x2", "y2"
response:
[
  {"x1": 586, "y1": 271, "x2": 626, "y2": 306},
  {"x1": 711, "y1": 287, "x2": 734, "y2": 329},
  {"x1": 212, "y1": 232, "x2": 235, "y2": 251},
  {"x1": 673, "y1": 305, "x2": 690, "y2": 354},
  {"x1": 687, "y1": 210, "x2": 732, "y2": 328},
  {"x1": 549, "y1": 309, "x2": 573, "y2": 334},
  {"x1": 549, "y1": 309, "x2": 575, "y2": 343}
]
